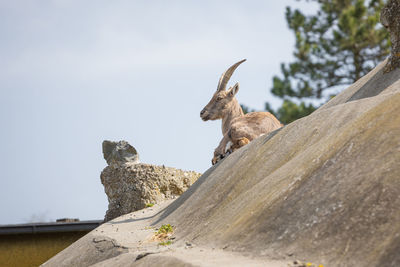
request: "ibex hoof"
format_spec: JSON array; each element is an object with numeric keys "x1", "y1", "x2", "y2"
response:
[
  {"x1": 237, "y1": 137, "x2": 250, "y2": 147},
  {"x1": 212, "y1": 154, "x2": 223, "y2": 165}
]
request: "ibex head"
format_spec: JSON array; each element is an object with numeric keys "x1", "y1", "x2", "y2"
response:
[{"x1": 200, "y1": 59, "x2": 246, "y2": 121}]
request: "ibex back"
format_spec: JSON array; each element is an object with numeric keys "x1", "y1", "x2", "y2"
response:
[{"x1": 200, "y1": 59, "x2": 283, "y2": 165}]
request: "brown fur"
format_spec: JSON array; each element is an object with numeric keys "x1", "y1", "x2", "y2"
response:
[{"x1": 200, "y1": 60, "x2": 283, "y2": 165}]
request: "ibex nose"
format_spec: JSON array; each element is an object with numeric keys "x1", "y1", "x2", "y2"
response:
[{"x1": 200, "y1": 109, "x2": 206, "y2": 116}]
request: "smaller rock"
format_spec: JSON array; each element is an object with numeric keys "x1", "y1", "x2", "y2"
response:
[{"x1": 102, "y1": 140, "x2": 140, "y2": 167}]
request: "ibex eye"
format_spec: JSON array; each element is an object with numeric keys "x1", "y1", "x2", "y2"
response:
[{"x1": 216, "y1": 97, "x2": 223, "y2": 101}]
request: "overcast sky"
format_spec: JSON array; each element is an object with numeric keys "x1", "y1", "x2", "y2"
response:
[{"x1": 0, "y1": 0, "x2": 318, "y2": 224}]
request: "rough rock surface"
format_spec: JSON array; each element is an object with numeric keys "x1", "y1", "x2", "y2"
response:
[
  {"x1": 45, "y1": 59, "x2": 400, "y2": 267},
  {"x1": 101, "y1": 162, "x2": 201, "y2": 222},
  {"x1": 42, "y1": 201, "x2": 288, "y2": 267},
  {"x1": 102, "y1": 140, "x2": 140, "y2": 166}
]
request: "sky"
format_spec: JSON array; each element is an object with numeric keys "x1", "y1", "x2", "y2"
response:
[{"x1": 0, "y1": 0, "x2": 318, "y2": 224}]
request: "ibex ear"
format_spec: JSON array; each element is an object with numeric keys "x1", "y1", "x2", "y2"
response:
[{"x1": 228, "y1": 82, "x2": 239, "y2": 97}]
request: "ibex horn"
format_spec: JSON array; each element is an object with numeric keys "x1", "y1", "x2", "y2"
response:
[{"x1": 216, "y1": 59, "x2": 246, "y2": 92}]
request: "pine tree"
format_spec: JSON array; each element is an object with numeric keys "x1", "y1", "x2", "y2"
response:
[{"x1": 266, "y1": 0, "x2": 390, "y2": 124}]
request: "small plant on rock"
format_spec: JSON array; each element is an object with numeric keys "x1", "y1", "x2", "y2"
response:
[
  {"x1": 158, "y1": 240, "x2": 173, "y2": 246},
  {"x1": 153, "y1": 224, "x2": 174, "y2": 246},
  {"x1": 156, "y1": 224, "x2": 174, "y2": 235}
]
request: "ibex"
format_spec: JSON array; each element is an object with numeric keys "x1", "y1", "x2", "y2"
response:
[{"x1": 200, "y1": 59, "x2": 283, "y2": 165}]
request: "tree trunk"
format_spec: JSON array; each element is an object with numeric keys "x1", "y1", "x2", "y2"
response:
[{"x1": 381, "y1": 0, "x2": 400, "y2": 72}]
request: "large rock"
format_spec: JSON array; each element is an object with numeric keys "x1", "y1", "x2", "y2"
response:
[
  {"x1": 101, "y1": 141, "x2": 201, "y2": 222},
  {"x1": 44, "y1": 60, "x2": 400, "y2": 267}
]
